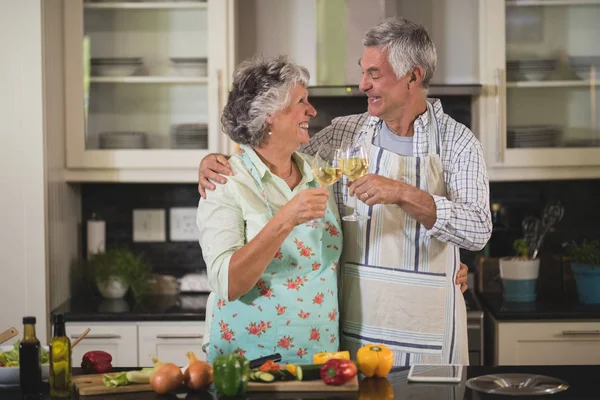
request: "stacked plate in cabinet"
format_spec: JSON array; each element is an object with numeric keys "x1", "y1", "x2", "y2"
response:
[
  {"x1": 507, "y1": 125, "x2": 562, "y2": 148},
  {"x1": 567, "y1": 56, "x2": 600, "y2": 80},
  {"x1": 91, "y1": 58, "x2": 144, "y2": 77},
  {"x1": 98, "y1": 131, "x2": 148, "y2": 149},
  {"x1": 506, "y1": 59, "x2": 557, "y2": 82},
  {"x1": 171, "y1": 123, "x2": 208, "y2": 149}
]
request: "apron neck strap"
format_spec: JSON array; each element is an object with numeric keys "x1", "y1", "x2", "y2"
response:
[{"x1": 426, "y1": 101, "x2": 440, "y2": 156}]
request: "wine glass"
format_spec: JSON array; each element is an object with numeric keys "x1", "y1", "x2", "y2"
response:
[
  {"x1": 340, "y1": 138, "x2": 370, "y2": 221},
  {"x1": 309, "y1": 144, "x2": 342, "y2": 227}
]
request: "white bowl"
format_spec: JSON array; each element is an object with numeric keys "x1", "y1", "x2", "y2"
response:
[{"x1": 0, "y1": 345, "x2": 50, "y2": 386}]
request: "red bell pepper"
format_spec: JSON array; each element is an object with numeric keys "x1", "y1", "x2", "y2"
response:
[
  {"x1": 320, "y1": 359, "x2": 358, "y2": 385},
  {"x1": 81, "y1": 350, "x2": 113, "y2": 374}
]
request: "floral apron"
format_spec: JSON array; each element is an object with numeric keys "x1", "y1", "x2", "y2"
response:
[{"x1": 207, "y1": 147, "x2": 343, "y2": 364}]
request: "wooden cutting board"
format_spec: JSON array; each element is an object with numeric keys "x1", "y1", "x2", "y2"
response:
[{"x1": 73, "y1": 373, "x2": 359, "y2": 396}]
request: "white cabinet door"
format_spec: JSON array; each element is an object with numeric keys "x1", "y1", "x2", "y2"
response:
[
  {"x1": 62, "y1": 0, "x2": 235, "y2": 181},
  {"x1": 477, "y1": 0, "x2": 600, "y2": 181},
  {"x1": 497, "y1": 321, "x2": 600, "y2": 365},
  {"x1": 66, "y1": 323, "x2": 138, "y2": 367},
  {"x1": 137, "y1": 322, "x2": 206, "y2": 367}
]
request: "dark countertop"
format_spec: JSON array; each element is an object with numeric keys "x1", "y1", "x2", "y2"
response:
[
  {"x1": 1, "y1": 365, "x2": 599, "y2": 399},
  {"x1": 479, "y1": 292, "x2": 600, "y2": 320},
  {"x1": 52, "y1": 294, "x2": 208, "y2": 322}
]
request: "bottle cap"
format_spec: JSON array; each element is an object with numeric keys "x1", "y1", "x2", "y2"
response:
[
  {"x1": 23, "y1": 316, "x2": 36, "y2": 324},
  {"x1": 53, "y1": 313, "x2": 65, "y2": 325}
]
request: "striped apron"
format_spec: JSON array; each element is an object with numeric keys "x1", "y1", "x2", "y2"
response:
[{"x1": 340, "y1": 102, "x2": 469, "y2": 366}]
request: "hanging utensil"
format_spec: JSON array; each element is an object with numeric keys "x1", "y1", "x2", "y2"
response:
[
  {"x1": 532, "y1": 201, "x2": 565, "y2": 259},
  {"x1": 0, "y1": 327, "x2": 18, "y2": 345},
  {"x1": 522, "y1": 216, "x2": 540, "y2": 258}
]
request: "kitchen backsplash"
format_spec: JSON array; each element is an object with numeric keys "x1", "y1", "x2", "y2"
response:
[{"x1": 82, "y1": 178, "x2": 600, "y2": 278}]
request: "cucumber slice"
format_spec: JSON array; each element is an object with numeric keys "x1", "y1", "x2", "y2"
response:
[{"x1": 259, "y1": 372, "x2": 275, "y2": 382}]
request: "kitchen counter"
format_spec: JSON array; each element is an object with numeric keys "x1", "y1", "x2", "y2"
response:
[
  {"x1": 1, "y1": 365, "x2": 599, "y2": 399},
  {"x1": 479, "y1": 292, "x2": 600, "y2": 320},
  {"x1": 51, "y1": 294, "x2": 208, "y2": 322}
]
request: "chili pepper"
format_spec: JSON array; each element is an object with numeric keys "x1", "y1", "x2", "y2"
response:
[
  {"x1": 320, "y1": 359, "x2": 357, "y2": 386},
  {"x1": 212, "y1": 353, "x2": 250, "y2": 396},
  {"x1": 81, "y1": 351, "x2": 113, "y2": 374},
  {"x1": 259, "y1": 359, "x2": 280, "y2": 372},
  {"x1": 313, "y1": 350, "x2": 350, "y2": 364},
  {"x1": 359, "y1": 377, "x2": 394, "y2": 400},
  {"x1": 356, "y1": 343, "x2": 394, "y2": 378}
]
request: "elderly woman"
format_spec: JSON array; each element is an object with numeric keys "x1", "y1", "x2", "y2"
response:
[{"x1": 197, "y1": 56, "x2": 342, "y2": 364}]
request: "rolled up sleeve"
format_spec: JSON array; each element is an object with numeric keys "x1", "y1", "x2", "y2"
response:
[
  {"x1": 197, "y1": 182, "x2": 245, "y2": 300},
  {"x1": 427, "y1": 144, "x2": 492, "y2": 251}
]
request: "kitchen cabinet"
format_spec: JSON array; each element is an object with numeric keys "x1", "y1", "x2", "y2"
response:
[
  {"x1": 138, "y1": 322, "x2": 206, "y2": 367},
  {"x1": 66, "y1": 322, "x2": 138, "y2": 367},
  {"x1": 490, "y1": 319, "x2": 600, "y2": 365},
  {"x1": 477, "y1": 0, "x2": 600, "y2": 181},
  {"x1": 66, "y1": 321, "x2": 205, "y2": 367},
  {"x1": 63, "y1": 0, "x2": 236, "y2": 182}
]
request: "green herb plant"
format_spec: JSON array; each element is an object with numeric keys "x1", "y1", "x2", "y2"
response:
[
  {"x1": 86, "y1": 248, "x2": 152, "y2": 302},
  {"x1": 568, "y1": 240, "x2": 600, "y2": 270},
  {"x1": 513, "y1": 239, "x2": 530, "y2": 259}
]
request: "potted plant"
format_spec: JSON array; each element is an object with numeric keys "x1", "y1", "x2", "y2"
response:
[
  {"x1": 568, "y1": 240, "x2": 600, "y2": 304},
  {"x1": 499, "y1": 239, "x2": 541, "y2": 302},
  {"x1": 86, "y1": 248, "x2": 151, "y2": 301}
]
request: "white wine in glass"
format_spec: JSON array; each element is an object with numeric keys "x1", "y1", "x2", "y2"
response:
[
  {"x1": 341, "y1": 139, "x2": 370, "y2": 221},
  {"x1": 309, "y1": 145, "x2": 342, "y2": 227}
]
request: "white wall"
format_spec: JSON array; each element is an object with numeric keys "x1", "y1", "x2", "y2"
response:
[{"x1": 0, "y1": 0, "x2": 49, "y2": 341}]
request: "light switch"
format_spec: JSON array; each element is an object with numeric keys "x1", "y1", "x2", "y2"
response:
[
  {"x1": 170, "y1": 207, "x2": 199, "y2": 242},
  {"x1": 133, "y1": 209, "x2": 166, "y2": 242}
]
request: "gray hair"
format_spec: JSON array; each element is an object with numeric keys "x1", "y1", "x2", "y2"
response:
[
  {"x1": 363, "y1": 17, "x2": 436, "y2": 88},
  {"x1": 221, "y1": 55, "x2": 310, "y2": 147}
]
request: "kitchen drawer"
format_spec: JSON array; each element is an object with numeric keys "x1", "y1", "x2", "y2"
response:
[
  {"x1": 66, "y1": 322, "x2": 138, "y2": 367},
  {"x1": 496, "y1": 321, "x2": 600, "y2": 365},
  {"x1": 137, "y1": 322, "x2": 206, "y2": 367}
]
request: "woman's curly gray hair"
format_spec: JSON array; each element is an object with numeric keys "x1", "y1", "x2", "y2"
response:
[
  {"x1": 221, "y1": 55, "x2": 310, "y2": 147},
  {"x1": 363, "y1": 17, "x2": 437, "y2": 88}
]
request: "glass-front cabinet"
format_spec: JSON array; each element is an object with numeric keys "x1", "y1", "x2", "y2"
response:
[
  {"x1": 478, "y1": 0, "x2": 600, "y2": 176},
  {"x1": 64, "y1": 0, "x2": 234, "y2": 177}
]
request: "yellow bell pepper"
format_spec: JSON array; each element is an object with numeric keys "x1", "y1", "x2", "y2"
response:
[
  {"x1": 356, "y1": 344, "x2": 394, "y2": 378},
  {"x1": 359, "y1": 377, "x2": 394, "y2": 400},
  {"x1": 313, "y1": 350, "x2": 351, "y2": 364}
]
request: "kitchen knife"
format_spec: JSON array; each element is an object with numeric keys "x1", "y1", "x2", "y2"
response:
[
  {"x1": 249, "y1": 353, "x2": 282, "y2": 369},
  {"x1": 0, "y1": 327, "x2": 19, "y2": 345}
]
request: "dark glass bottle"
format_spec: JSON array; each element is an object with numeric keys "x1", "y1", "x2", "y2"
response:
[
  {"x1": 19, "y1": 316, "x2": 42, "y2": 398},
  {"x1": 50, "y1": 313, "x2": 72, "y2": 397}
]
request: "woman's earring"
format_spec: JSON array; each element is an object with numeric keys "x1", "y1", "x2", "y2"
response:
[{"x1": 268, "y1": 130, "x2": 272, "y2": 135}]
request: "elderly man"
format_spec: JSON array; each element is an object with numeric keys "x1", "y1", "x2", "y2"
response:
[{"x1": 198, "y1": 17, "x2": 491, "y2": 366}]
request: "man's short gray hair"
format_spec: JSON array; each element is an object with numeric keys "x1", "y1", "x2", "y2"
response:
[
  {"x1": 363, "y1": 17, "x2": 436, "y2": 88},
  {"x1": 221, "y1": 55, "x2": 310, "y2": 147}
]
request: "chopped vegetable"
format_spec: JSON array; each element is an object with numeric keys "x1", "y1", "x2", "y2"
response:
[
  {"x1": 103, "y1": 372, "x2": 129, "y2": 387},
  {"x1": 320, "y1": 359, "x2": 357, "y2": 386},
  {"x1": 213, "y1": 353, "x2": 250, "y2": 396},
  {"x1": 313, "y1": 351, "x2": 350, "y2": 364},
  {"x1": 258, "y1": 359, "x2": 280, "y2": 372},
  {"x1": 81, "y1": 350, "x2": 113, "y2": 374},
  {"x1": 356, "y1": 344, "x2": 394, "y2": 378}
]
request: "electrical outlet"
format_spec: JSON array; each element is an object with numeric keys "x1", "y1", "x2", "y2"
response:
[
  {"x1": 133, "y1": 209, "x2": 166, "y2": 242},
  {"x1": 170, "y1": 207, "x2": 199, "y2": 242}
]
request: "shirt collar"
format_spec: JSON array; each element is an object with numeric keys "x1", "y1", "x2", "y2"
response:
[
  {"x1": 239, "y1": 144, "x2": 314, "y2": 185},
  {"x1": 414, "y1": 98, "x2": 444, "y2": 135}
]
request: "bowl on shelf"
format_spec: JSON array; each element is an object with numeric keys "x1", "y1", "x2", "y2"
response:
[
  {"x1": 91, "y1": 57, "x2": 144, "y2": 77},
  {"x1": 0, "y1": 345, "x2": 50, "y2": 386},
  {"x1": 169, "y1": 58, "x2": 208, "y2": 77}
]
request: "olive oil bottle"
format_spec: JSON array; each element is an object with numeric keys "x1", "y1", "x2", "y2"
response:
[
  {"x1": 49, "y1": 313, "x2": 72, "y2": 397},
  {"x1": 19, "y1": 316, "x2": 42, "y2": 398}
]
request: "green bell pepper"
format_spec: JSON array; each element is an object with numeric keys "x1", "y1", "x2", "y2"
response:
[{"x1": 212, "y1": 353, "x2": 250, "y2": 396}]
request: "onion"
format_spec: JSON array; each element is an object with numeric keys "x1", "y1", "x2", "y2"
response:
[
  {"x1": 184, "y1": 351, "x2": 213, "y2": 390},
  {"x1": 150, "y1": 363, "x2": 184, "y2": 394}
]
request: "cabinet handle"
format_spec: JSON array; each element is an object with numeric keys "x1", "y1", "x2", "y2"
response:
[
  {"x1": 495, "y1": 68, "x2": 506, "y2": 163},
  {"x1": 70, "y1": 334, "x2": 121, "y2": 339},
  {"x1": 561, "y1": 330, "x2": 600, "y2": 337},
  {"x1": 156, "y1": 334, "x2": 204, "y2": 339}
]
